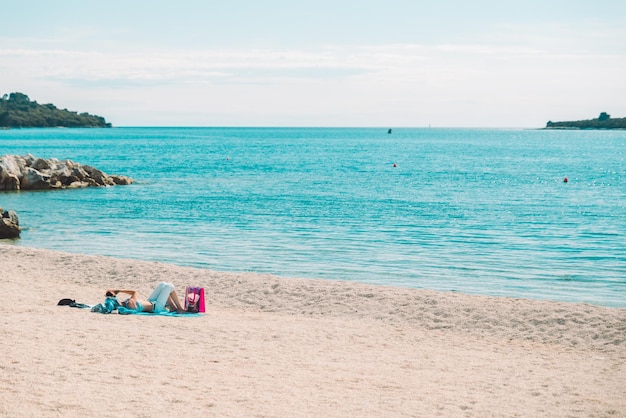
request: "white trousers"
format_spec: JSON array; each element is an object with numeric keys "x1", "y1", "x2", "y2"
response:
[{"x1": 147, "y1": 282, "x2": 175, "y2": 312}]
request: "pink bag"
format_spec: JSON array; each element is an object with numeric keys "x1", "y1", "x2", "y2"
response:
[{"x1": 185, "y1": 286, "x2": 205, "y2": 313}]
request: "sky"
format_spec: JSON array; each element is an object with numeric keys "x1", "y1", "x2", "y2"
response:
[{"x1": 1, "y1": 0, "x2": 625, "y2": 127}]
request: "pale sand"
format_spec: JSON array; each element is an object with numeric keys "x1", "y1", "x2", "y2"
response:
[{"x1": 1, "y1": 244, "x2": 625, "y2": 417}]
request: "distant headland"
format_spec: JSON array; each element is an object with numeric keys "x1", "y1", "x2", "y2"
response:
[
  {"x1": 0, "y1": 92, "x2": 111, "y2": 128},
  {"x1": 545, "y1": 112, "x2": 626, "y2": 130}
]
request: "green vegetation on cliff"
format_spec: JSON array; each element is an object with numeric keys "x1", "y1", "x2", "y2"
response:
[
  {"x1": 0, "y1": 92, "x2": 111, "y2": 128},
  {"x1": 545, "y1": 112, "x2": 626, "y2": 129}
]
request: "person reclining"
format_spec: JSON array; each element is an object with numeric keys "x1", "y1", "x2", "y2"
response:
[{"x1": 106, "y1": 282, "x2": 185, "y2": 313}]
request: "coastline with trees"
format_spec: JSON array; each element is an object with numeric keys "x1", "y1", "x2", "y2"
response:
[
  {"x1": 545, "y1": 112, "x2": 626, "y2": 130},
  {"x1": 0, "y1": 92, "x2": 111, "y2": 128}
]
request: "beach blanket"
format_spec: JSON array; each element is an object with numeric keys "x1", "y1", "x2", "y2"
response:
[
  {"x1": 117, "y1": 306, "x2": 203, "y2": 317},
  {"x1": 87, "y1": 301, "x2": 202, "y2": 316}
]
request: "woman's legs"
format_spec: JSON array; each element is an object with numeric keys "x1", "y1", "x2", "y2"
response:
[
  {"x1": 167, "y1": 290, "x2": 185, "y2": 313},
  {"x1": 148, "y1": 282, "x2": 175, "y2": 312}
]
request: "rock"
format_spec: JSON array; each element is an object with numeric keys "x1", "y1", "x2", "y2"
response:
[
  {"x1": 21, "y1": 167, "x2": 51, "y2": 190},
  {"x1": 71, "y1": 165, "x2": 89, "y2": 181},
  {"x1": 68, "y1": 181, "x2": 89, "y2": 189},
  {"x1": 83, "y1": 165, "x2": 115, "y2": 186},
  {"x1": 32, "y1": 158, "x2": 51, "y2": 171},
  {"x1": 1, "y1": 174, "x2": 20, "y2": 191},
  {"x1": 0, "y1": 155, "x2": 23, "y2": 191},
  {"x1": 110, "y1": 175, "x2": 134, "y2": 185},
  {"x1": 0, "y1": 209, "x2": 21, "y2": 239},
  {"x1": 0, "y1": 154, "x2": 134, "y2": 191},
  {"x1": 3, "y1": 209, "x2": 19, "y2": 225}
]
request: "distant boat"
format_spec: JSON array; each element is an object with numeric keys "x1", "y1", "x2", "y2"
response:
[{"x1": 388, "y1": 129, "x2": 392, "y2": 134}]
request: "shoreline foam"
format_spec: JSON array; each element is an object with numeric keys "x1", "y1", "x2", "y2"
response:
[{"x1": 2, "y1": 244, "x2": 625, "y2": 416}]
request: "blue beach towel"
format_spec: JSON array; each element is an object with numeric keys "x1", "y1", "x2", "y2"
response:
[
  {"x1": 117, "y1": 306, "x2": 203, "y2": 317},
  {"x1": 90, "y1": 296, "x2": 202, "y2": 316}
]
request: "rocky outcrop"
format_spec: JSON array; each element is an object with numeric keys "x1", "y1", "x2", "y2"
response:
[
  {"x1": 0, "y1": 208, "x2": 20, "y2": 238},
  {"x1": 0, "y1": 154, "x2": 134, "y2": 191}
]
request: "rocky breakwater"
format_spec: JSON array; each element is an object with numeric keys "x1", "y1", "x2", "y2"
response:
[
  {"x1": 0, "y1": 154, "x2": 134, "y2": 191},
  {"x1": 0, "y1": 155, "x2": 134, "y2": 238}
]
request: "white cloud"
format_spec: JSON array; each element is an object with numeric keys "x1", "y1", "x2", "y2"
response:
[
  {"x1": 1, "y1": 18, "x2": 624, "y2": 127},
  {"x1": 0, "y1": 42, "x2": 562, "y2": 86}
]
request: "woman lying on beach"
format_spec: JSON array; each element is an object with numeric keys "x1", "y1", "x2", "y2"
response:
[{"x1": 106, "y1": 282, "x2": 185, "y2": 313}]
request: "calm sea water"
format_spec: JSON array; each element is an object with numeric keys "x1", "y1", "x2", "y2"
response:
[{"x1": 1, "y1": 127, "x2": 625, "y2": 307}]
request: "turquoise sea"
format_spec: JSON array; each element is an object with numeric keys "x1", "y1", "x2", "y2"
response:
[{"x1": 1, "y1": 127, "x2": 625, "y2": 307}]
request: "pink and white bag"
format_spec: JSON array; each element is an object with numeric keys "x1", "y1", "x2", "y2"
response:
[{"x1": 185, "y1": 286, "x2": 205, "y2": 313}]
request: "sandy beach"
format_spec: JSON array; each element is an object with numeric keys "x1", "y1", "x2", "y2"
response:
[{"x1": 1, "y1": 244, "x2": 624, "y2": 417}]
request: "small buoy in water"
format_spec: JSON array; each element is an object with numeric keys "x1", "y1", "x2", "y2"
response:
[
  {"x1": 388, "y1": 128, "x2": 392, "y2": 134},
  {"x1": 563, "y1": 177, "x2": 568, "y2": 183},
  {"x1": 393, "y1": 163, "x2": 397, "y2": 168}
]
